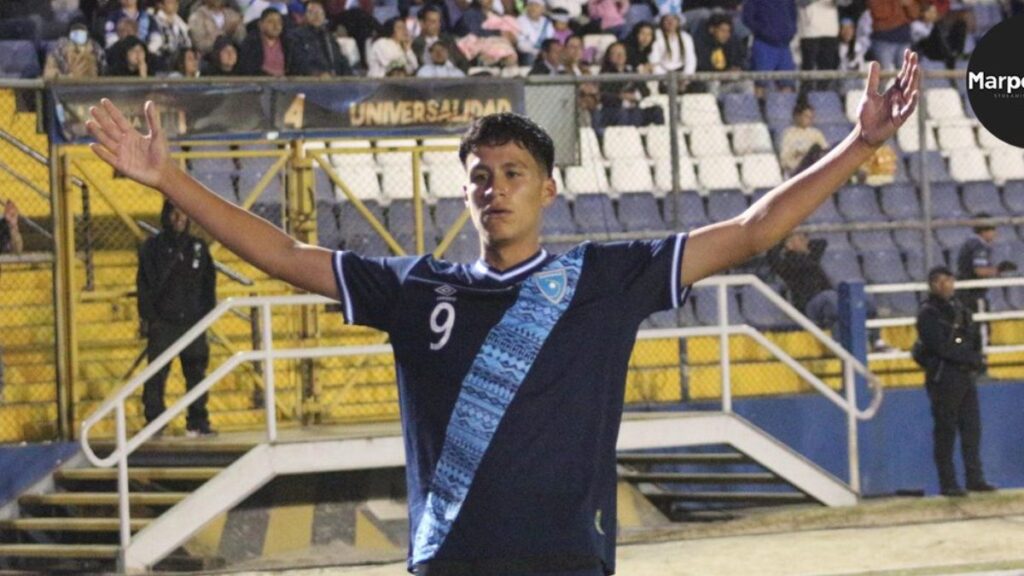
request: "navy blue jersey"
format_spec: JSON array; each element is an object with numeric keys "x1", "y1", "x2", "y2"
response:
[{"x1": 332, "y1": 234, "x2": 689, "y2": 574}]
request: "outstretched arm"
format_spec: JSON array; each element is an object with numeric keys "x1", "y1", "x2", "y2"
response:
[
  {"x1": 680, "y1": 50, "x2": 920, "y2": 286},
  {"x1": 87, "y1": 99, "x2": 338, "y2": 300}
]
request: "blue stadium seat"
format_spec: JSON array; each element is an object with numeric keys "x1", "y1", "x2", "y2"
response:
[
  {"x1": 934, "y1": 226, "x2": 973, "y2": 250},
  {"x1": 851, "y1": 231, "x2": 897, "y2": 251},
  {"x1": 807, "y1": 91, "x2": 846, "y2": 124},
  {"x1": 806, "y1": 198, "x2": 845, "y2": 224},
  {"x1": 1003, "y1": 181, "x2": 1024, "y2": 214},
  {"x1": 740, "y1": 285, "x2": 795, "y2": 329},
  {"x1": 988, "y1": 286, "x2": 1011, "y2": 312},
  {"x1": 1005, "y1": 284, "x2": 1024, "y2": 310},
  {"x1": 818, "y1": 122, "x2": 854, "y2": 147},
  {"x1": 0, "y1": 41, "x2": 40, "y2": 78},
  {"x1": 442, "y1": 229, "x2": 480, "y2": 263},
  {"x1": 961, "y1": 182, "x2": 1008, "y2": 216},
  {"x1": 433, "y1": 198, "x2": 469, "y2": 233},
  {"x1": 876, "y1": 292, "x2": 920, "y2": 317},
  {"x1": 238, "y1": 157, "x2": 284, "y2": 203},
  {"x1": 692, "y1": 286, "x2": 743, "y2": 326},
  {"x1": 930, "y1": 182, "x2": 969, "y2": 218},
  {"x1": 542, "y1": 196, "x2": 578, "y2": 236},
  {"x1": 316, "y1": 201, "x2": 341, "y2": 249},
  {"x1": 642, "y1": 309, "x2": 679, "y2": 329},
  {"x1": 821, "y1": 247, "x2": 864, "y2": 282},
  {"x1": 837, "y1": 185, "x2": 887, "y2": 222},
  {"x1": 720, "y1": 93, "x2": 762, "y2": 124},
  {"x1": 389, "y1": 200, "x2": 440, "y2": 250},
  {"x1": 574, "y1": 193, "x2": 623, "y2": 234},
  {"x1": 338, "y1": 200, "x2": 385, "y2": 238},
  {"x1": 905, "y1": 246, "x2": 947, "y2": 279},
  {"x1": 816, "y1": 232, "x2": 850, "y2": 248},
  {"x1": 764, "y1": 92, "x2": 798, "y2": 128},
  {"x1": 671, "y1": 191, "x2": 710, "y2": 230},
  {"x1": 893, "y1": 229, "x2": 927, "y2": 251},
  {"x1": 190, "y1": 158, "x2": 237, "y2": 202},
  {"x1": 343, "y1": 233, "x2": 391, "y2": 256},
  {"x1": 908, "y1": 151, "x2": 953, "y2": 184},
  {"x1": 618, "y1": 192, "x2": 666, "y2": 232},
  {"x1": 879, "y1": 184, "x2": 922, "y2": 220},
  {"x1": 706, "y1": 189, "x2": 747, "y2": 221},
  {"x1": 862, "y1": 249, "x2": 911, "y2": 283}
]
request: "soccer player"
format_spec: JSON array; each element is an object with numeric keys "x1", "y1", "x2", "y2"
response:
[{"x1": 86, "y1": 50, "x2": 919, "y2": 575}]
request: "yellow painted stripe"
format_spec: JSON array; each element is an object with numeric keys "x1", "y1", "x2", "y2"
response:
[
  {"x1": 184, "y1": 512, "x2": 228, "y2": 558},
  {"x1": 354, "y1": 508, "x2": 397, "y2": 551},
  {"x1": 263, "y1": 484, "x2": 316, "y2": 556}
]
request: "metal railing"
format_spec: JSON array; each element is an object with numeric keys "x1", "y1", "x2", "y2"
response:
[{"x1": 78, "y1": 273, "x2": 886, "y2": 560}]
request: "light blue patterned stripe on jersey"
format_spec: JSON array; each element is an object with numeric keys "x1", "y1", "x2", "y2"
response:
[{"x1": 411, "y1": 245, "x2": 587, "y2": 566}]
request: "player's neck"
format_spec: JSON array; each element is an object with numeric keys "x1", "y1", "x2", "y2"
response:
[{"x1": 480, "y1": 240, "x2": 543, "y2": 272}]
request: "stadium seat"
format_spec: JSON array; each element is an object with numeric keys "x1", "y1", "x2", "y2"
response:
[
  {"x1": 740, "y1": 285, "x2": 794, "y2": 329},
  {"x1": 988, "y1": 285, "x2": 1011, "y2": 313},
  {"x1": 427, "y1": 161, "x2": 467, "y2": 199},
  {"x1": 552, "y1": 166, "x2": 566, "y2": 196},
  {"x1": 644, "y1": 126, "x2": 689, "y2": 160},
  {"x1": 342, "y1": 233, "x2": 392, "y2": 256},
  {"x1": 671, "y1": 191, "x2": 710, "y2": 229},
  {"x1": 879, "y1": 184, "x2": 922, "y2": 220},
  {"x1": 688, "y1": 124, "x2": 731, "y2": 158},
  {"x1": 806, "y1": 197, "x2": 844, "y2": 224},
  {"x1": 934, "y1": 226, "x2": 973, "y2": 249},
  {"x1": 821, "y1": 247, "x2": 864, "y2": 282},
  {"x1": 316, "y1": 201, "x2": 341, "y2": 249},
  {"x1": 574, "y1": 193, "x2": 623, "y2": 234},
  {"x1": 654, "y1": 158, "x2": 698, "y2": 194},
  {"x1": 730, "y1": 123, "x2": 774, "y2": 155},
  {"x1": 908, "y1": 151, "x2": 952, "y2": 183},
  {"x1": 190, "y1": 158, "x2": 237, "y2": 202},
  {"x1": 806, "y1": 91, "x2": 846, "y2": 124},
  {"x1": 602, "y1": 126, "x2": 646, "y2": 160},
  {"x1": 381, "y1": 165, "x2": 428, "y2": 202},
  {"x1": 313, "y1": 166, "x2": 337, "y2": 202},
  {"x1": 919, "y1": 57, "x2": 952, "y2": 89},
  {"x1": 564, "y1": 163, "x2": 610, "y2": 195},
  {"x1": 579, "y1": 127, "x2": 604, "y2": 163},
  {"x1": 988, "y1": 148, "x2": 1024, "y2": 183},
  {"x1": 434, "y1": 197, "x2": 468, "y2": 232},
  {"x1": 893, "y1": 228, "x2": 926, "y2": 252},
  {"x1": 680, "y1": 93, "x2": 722, "y2": 127},
  {"x1": 820, "y1": 122, "x2": 854, "y2": 146},
  {"x1": 389, "y1": 199, "x2": 440, "y2": 249},
  {"x1": 926, "y1": 88, "x2": 967, "y2": 122},
  {"x1": 1003, "y1": 180, "x2": 1024, "y2": 214},
  {"x1": 692, "y1": 285, "x2": 743, "y2": 326},
  {"x1": 837, "y1": 185, "x2": 887, "y2": 222},
  {"x1": 936, "y1": 125, "x2": 978, "y2": 150},
  {"x1": 610, "y1": 160, "x2": 655, "y2": 194},
  {"x1": 816, "y1": 231, "x2": 850, "y2": 248},
  {"x1": 238, "y1": 157, "x2": 284, "y2": 203},
  {"x1": 844, "y1": 90, "x2": 861, "y2": 124},
  {"x1": 443, "y1": 229, "x2": 481, "y2": 263},
  {"x1": 375, "y1": 138, "x2": 418, "y2": 167},
  {"x1": 739, "y1": 154, "x2": 783, "y2": 190},
  {"x1": 618, "y1": 192, "x2": 667, "y2": 232},
  {"x1": 721, "y1": 93, "x2": 762, "y2": 124},
  {"x1": 875, "y1": 292, "x2": 920, "y2": 317},
  {"x1": 850, "y1": 230, "x2": 897, "y2": 251},
  {"x1": 697, "y1": 156, "x2": 742, "y2": 191},
  {"x1": 896, "y1": 108, "x2": 937, "y2": 152},
  {"x1": 764, "y1": 91, "x2": 798, "y2": 129},
  {"x1": 329, "y1": 139, "x2": 375, "y2": 168},
  {"x1": 949, "y1": 148, "x2": 991, "y2": 182},
  {"x1": 421, "y1": 136, "x2": 461, "y2": 165},
  {"x1": 862, "y1": 249, "x2": 911, "y2": 283},
  {"x1": 930, "y1": 182, "x2": 969, "y2": 218},
  {"x1": 542, "y1": 196, "x2": 578, "y2": 236},
  {"x1": 978, "y1": 125, "x2": 1010, "y2": 150},
  {"x1": 0, "y1": 41, "x2": 41, "y2": 78},
  {"x1": 706, "y1": 189, "x2": 747, "y2": 221},
  {"x1": 338, "y1": 200, "x2": 386, "y2": 238},
  {"x1": 905, "y1": 245, "x2": 946, "y2": 279},
  {"x1": 961, "y1": 182, "x2": 1008, "y2": 216}
]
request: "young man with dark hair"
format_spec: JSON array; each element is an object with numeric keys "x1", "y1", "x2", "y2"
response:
[
  {"x1": 86, "y1": 50, "x2": 919, "y2": 575},
  {"x1": 237, "y1": 8, "x2": 290, "y2": 76},
  {"x1": 529, "y1": 37, "x2": 563, "y2": 75},
  {"x1": 956, "y1": 214, "x2": 998, "y2": 313},
  {"x1": 916, "y1": 266, "x2": 996, "y2": 497},
  {"x1": 411, "y1": 5, "x2": 469, "y2": 72}
]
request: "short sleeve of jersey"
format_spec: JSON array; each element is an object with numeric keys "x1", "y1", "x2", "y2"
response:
[
  {"x1": 586, "y1": 233, "x2": 690, "y2": 319},
  {"x1": 970, "y1": 241, "x2": 991, "y2": 269},
  {"x1": 332, "y1": 251, "x2": 418, "y2": 332}
]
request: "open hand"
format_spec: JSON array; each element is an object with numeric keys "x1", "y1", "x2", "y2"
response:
[
  {"x1": 86, "y1": 99, "x2": 169, "y2": 189},
  {"x1": 857, "y1": 50, "x2": 921, "y2": 147}
]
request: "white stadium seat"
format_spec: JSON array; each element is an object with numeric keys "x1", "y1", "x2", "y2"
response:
[
  {"x1": 936, "y1": 124, "x2": 978, "y2": 150},
  {"x1": 731, "y1": 123, "x2": 774, "y2": 155},
  {"x1": 336, "y1": 164, "x2": 382, "y2": 203},
  {"x1": 688, "y1": 124, "x2": 731, "y2": 158},
  {"x1": 330, "y1": 139, "x2": 374, "y2": 168},
  {"x1": 564, "y1": 162, "x2": 610, "y2": 195},
  {"x1": 925, "y1": 88, "x2": 966, "y2": 123},
  {"x1": 422, "y1": 136, "x2": 462, "y2": 165},
  {"x1": 897, "y1": 108, "x2": 937, "y2": 152},
  {"x1": 740, "y1": 154, "x2": 783, "y2": 190},
  {"x1": 376, "y1": 138, "x2": 419, "y2": 167},
  {"x1": 427, "y1": 161, "x2": 467, "y2": 199},
  {"x1": 382, "y1": 165, "x2": 428, "y2": 202},
  {"x1": 645, "y1": 126, "x2": 689, "y2": 160},
  {"x1": 988, "y1": 148, "x2": 1024, "y2": 183},
  {"x1": 602, "y1": 126, "x2": 646, "y2": 160},
  {"x1": 579, "y1": 127, "x2": 604, "y2": 163},
  {"x1": 609, "y1": 159, "x2": 655, "y2": 194},
  {"x1": 680, "y1": 93, "x2": 722, "y2": 127},
  {"x1": 949, "y1": 148, "x2": 991, "y2": 182},
  {"x1": 698, "y1": 156, "x2": 742, "y2": 191},
  {"x1": 654, "y1": 158, "x2": 698, "y2": 194}
]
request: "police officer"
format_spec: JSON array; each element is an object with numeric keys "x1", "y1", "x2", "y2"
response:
[
  {"x1": 916, "y1": 266, "x2": 995, "y2": 496},
  {"x1": 137, "y1": 200, "x2": 217, "y2": 437}
]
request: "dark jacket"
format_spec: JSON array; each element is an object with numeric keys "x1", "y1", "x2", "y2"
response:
[
  {"x1": 286, "y1": 24, "x2": 353, "y2": 76},
  {"x1": 769, "y1": 239, "x2": 831, "y2": 313},
  {"x1": 237, "y1": 30, "x2": 292, "y2": 76},
  {"x1": 137, "y1": 213, "x2": 216, "y2": 327},
  {"x1": 916, "y1": 293, "x2": 984, "y2": 380},
  {"x1": 412, "y1": 34, "x2": 469, "y2": 72},
  {"x1": 742, "y1": 0, "x2": 797, "y2": 47},
  {"x1": 694, "y1": 24, "x2": 748, "y2": 72},
  {"x1": 528, "y1": 57, "x2": 559, "y2": 75}
]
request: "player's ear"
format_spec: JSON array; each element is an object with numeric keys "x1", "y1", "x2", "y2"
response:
[{"x1": 540, "y1": 174, "x2": 556, "y2": 208}]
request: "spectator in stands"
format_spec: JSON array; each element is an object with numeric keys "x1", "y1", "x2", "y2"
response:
[
  {"x1": 237, "y1": 8, "x2": 291, "y2": 76},
  {"x1": 910, "y1": 1, "x2": 966, "y2": 68},
  {"x1": 798, "y1": 0, "x2": 840, "y2": 90},
  {"x1": 649, "y1": 12, "x2": 696, "y2": 79},
  {"x1": 779, "y1": 101, "x2": 829, "y2": 176},
  {"x1": 693, "y1": 12, "x2": 749, "y2": 93},
  {"x1": 106, "y1": 35, "x2": 152, "y2": 77},
  {"x1": 189, "y1": 0, "x2": 247, "y2": 55},
  {"x1": 366, "y1": 17, "x2": 418, "y2": 77},
  {"x1": 417, "y1": 41, "x2": 468, "y2": 76},
  {"x1": 137, "y1": 200, "x2": 217, "y2": 438},
  {"x1": 548, "y1": 0, "x2": 586, "y2": 19},
  {"x1": 585, "y1": 0, "x2": 629, "y2": 39},
  {"x1": 742, "y1": 0, "x2": 797, "y2": 93},
  {"x1": 1, "y1": 201, "x2": 24, "y2": 257},
  {"x1": 454, "y1": 0, "x2": 520, "y2": 66},
  {"x1": 528, "y1": 37, "x2": 563, "y2": 74},
  {"x1": 170, "y1": 47, "x2": 203, "y2": 77},
  {"x1": 838, "y1": 17, "x2": 868, "y2": 74},
  {"x1": 287, "y1": 0, "x2": 353, "y2": 76},
  {"x1": 916, "y1": 265, "x2": 996, "y2": 497},
  {"x1": 245, "y1": 0, "x2": 290, "y2": 27},
  {"x1": 104, "y1": 0, "x2": 152, "y2": 47},
  {"x1": 549, "y1": 9, "x2": 574, "y2": 44},
  {"x1": 204, "y1": 36, "x2": 240, "y2": 74},
  {"x1": 149, "y1": 0, "x2": 194, "y2": 73},
  {"x1": 624, "y1": 21, "x2": 655, "y2": 73},
  {"x1": 956, "y1": 216, "x2": 998, "y2": 313},
  {"x1": 561, "y1": 34, "x2": 589, "y2": 75},
  {"x1": 44, "y1": 21, "x2": 107, "y2": 79},
  {"x1": 867, "y1": 0, "x2": 921, "y2": 71},
  {"x1": 413, "y1": 6, "x2": 470, "y2": 72},
  {"x1": 516, "y1": 0, "x2": 554, "y2": 65},
  {"x1": 597, "y1": 42, "x2": 663, "y2": 128}
]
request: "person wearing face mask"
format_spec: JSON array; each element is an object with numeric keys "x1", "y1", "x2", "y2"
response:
[
  {"x1": 137, "y1": 200, "x2": 217, "y2": 438},
  {"x1": 44, "y1": 21, "x2": 107, "y2": 79}
]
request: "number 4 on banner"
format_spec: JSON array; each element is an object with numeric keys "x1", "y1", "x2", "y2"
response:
[{"x1": 283, "y1": 93, "x2": 305, "y2": 129}]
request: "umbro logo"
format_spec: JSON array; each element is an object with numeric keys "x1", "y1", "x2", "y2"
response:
[{"x1": 435, "y1": 284, "x2": 457, "y2": 300}]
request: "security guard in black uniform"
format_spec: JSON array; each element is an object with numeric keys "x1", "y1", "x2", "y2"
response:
[
  {"x1": 137, "y1": 200, "x2": 217, "y2": 437},
  {"x1": 915, "y1": 266, "x2": 996, "y2": 496}
]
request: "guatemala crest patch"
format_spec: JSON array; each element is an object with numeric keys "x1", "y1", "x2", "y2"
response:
[{"x1": 534, "y1": 268, "x2": 567, "y2": 305}]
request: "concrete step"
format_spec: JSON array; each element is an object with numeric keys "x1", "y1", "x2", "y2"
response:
[
  {"x1": 0, "y1": 517, "x2": 149, "y2": 533},
  {"x1": 621, "y1": 472, "x2": 783, "y2": 485},
  {"x1": 0, "y1": 543, "x2": 119, "y2": 559},
  {"x1": 618, "y1": 453, "x2": 751, "y2": 466},
  {"x1": 56, "y1": 467, "x2": 222, "y2": 483},
  {"x1": 20, "y1": 492, "x2": 189, "y2": 508},
  {"x1": 643, "y1": 490, "x2": 812, "y2": 505}
]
